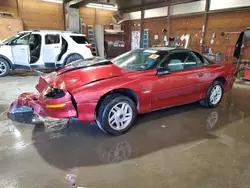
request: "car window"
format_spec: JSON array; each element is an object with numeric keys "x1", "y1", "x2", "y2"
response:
[
  {"x1": 29, "y1": 34, "x2": 42, "y2": 50},
  {"x1": 161, "y1": 51, "x2": 199, "y2": 72},
  {"x1": 45, "y1": 34, "x2": 60, "y2": 44},
  {"x1": 183, "y1": 53, "x2": 200, "y2": 69},
  {"x1": 2, "y1": 33, "x2": 28, "y2": 44},
  {"x1": 13, "y1": 34, "x2": 30, "y2": 45},
  {"x1": 193, "y1": 51, "x2": 214, "y2": 65},
  {"x1": 112, "y1": 49, "x2": 163, "y2": 71},
  {"x1": 70, "y1": 36, "x2": 89, "y2": 44}
]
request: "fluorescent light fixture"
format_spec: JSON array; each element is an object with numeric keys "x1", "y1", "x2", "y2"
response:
[
  {"x1": 86, "y1": 3, "x2": 118, "y2": 11},
  {"x1": 42, "y1": 0, "x2": 63, "y2": 4}
]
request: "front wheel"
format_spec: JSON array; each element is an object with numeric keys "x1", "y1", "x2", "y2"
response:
[
  {"x1": 0, "y1": 58, "x2": 10, "y2": 77},
  {"x1": 96, "y1": 94, "x2": 137, "y2": 136},
  {"x1": 200, "y1": 81, "x2": 224, "y2": 108}
]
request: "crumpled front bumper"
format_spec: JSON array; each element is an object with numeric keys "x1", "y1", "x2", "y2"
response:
[
  {"x1": 8, "y1": 92, "x2": 77, "y2": 122},
  {"x1": 8, "y1": 93, "x2": 47, "y2": 122}
]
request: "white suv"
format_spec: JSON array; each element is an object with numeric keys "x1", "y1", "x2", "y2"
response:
[{"x1": 0, "y1": 30, "x2": 94, "y2": 77}]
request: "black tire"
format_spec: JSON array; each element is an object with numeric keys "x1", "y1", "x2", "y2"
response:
[
  {"x1": 96, "y1": 94, "x2": 137, "y2": 136},
  {"x1": 0, "y1": 58, "x2": 10, "y2": 77},
  {"x1": 64, "y1": 54, "x2": 83, "y2": 66},
  {"x1": 235, "y1": 68, "x2": 245, "y2": 79},
  {"x1": 199, "y1": 80, "x2": 224, "y2": 108}
]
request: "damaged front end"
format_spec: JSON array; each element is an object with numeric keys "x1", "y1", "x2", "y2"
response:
[{"x1": 8, "y1": 76, "x2": 78, "y2": 123}]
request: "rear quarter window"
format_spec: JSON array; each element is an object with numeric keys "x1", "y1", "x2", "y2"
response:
[{"x1": 70, "y1": 36, "x2": 89, "y2": 44}]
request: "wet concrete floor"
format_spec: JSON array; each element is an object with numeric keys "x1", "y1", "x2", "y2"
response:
[{"x1": 1, "y1": 76, "x2": 250, "y2": 187}]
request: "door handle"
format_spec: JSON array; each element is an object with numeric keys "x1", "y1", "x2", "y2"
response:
[
  {"x1": 54, "y1": 46, "x2": 59, "y2": 48},
  {"x1": 197, "y1": 73, "x2": 204, "y2": 77},
  {"x1": 20, "y1": 48, "x2": 25, "y2": 50}
]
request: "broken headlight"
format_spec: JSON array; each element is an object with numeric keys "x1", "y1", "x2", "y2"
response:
[{"x1": 45, "y1": 88, "x2": 65, "y2": 99}]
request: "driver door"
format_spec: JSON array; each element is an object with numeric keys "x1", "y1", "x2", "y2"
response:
[
  {"x1": 151, "y1": 50, "x2": 204, "y2": 110},
  {"x1": 42, "y1": 34, "x2": 62, "y2": 68},
  {"x1": 11, "y1": 34, "x2": 31, "y2": 70}
]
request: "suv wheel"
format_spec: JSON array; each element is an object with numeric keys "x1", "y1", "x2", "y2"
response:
[
  {"x1": 0, "y1": 58, "x2": 10, "y2": 77},
  {"x1": 65, "y1": 54, "x2": 83, "y2": 65},
  {"x1": 96, "y1": 94, "x2": 137, "y2": 136}
]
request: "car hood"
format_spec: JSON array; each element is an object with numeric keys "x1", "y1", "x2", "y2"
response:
[{"x1": 39, "y1": 60, "x2": 133, "y2": 93}]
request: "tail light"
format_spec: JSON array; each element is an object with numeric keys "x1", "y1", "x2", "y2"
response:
[{"x1": 86, "y1": 44, "x2": 93, "y2": 52}]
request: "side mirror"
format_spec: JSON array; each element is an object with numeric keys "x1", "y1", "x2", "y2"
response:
[{"x1": 157, "y1": 67, "x2": 171, "y2": 75}]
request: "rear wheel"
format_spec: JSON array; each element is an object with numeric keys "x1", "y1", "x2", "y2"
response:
[
  {"x1": 235, "y1": 68, "x2": 245, "y2": 79},
  {"x1": 64, "y1": 54, "x2": 83, "y2": 66},
  {"x1": 0, "y1": 58, "x2": 10, "y2": 77},
  {"x1": 96, "y1": 94, "x2": 137, "y2": 136},
  {"x1": 199, "y1": 81, "x2": 224, "y2": 108}
]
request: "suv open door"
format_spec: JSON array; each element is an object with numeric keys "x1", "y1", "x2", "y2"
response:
[
  {"x1": 11, "y1": 33, "x2": 31, "y2": 70},
  {"x1": 43, "y1": 34, "x2": 62, "y2": 68}
]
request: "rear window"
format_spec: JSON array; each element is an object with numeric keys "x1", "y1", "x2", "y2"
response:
[{"x1": 70, "y1": 36, "x2": 89, "y2": 44}]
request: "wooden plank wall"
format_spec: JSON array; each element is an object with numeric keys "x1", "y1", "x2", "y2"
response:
[
  {"x1": 206, "y1": 10, "x2": 250, "y2": 57},
  {"x1": 0, "y1": 17, "x2": 23, "y2": 40},
  {"x1": 79, "y1": 7, "x2": 114, "y2": 34},
  {"x1": 125, "y1": 10, "x2": 250, "y2": 55},
  {"x1": 0, "y1": 0, "x2": 19, "y2": 17},
  {"x1": 170, "y1": 15, "x2": 203, "y2": 52},
  {"x1": 19, "y1": 0, "x2": 64, "y2": 30},
  {"x1": 144, "y1": 17, "x2": 168, "y2": 47},
  {"x1": 0, "y1": 0, "x2": 64, "y2": 30}
]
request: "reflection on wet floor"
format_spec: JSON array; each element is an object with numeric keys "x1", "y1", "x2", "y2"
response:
[
  {"x1": 1, "y1": 87, "x2": 250, "y2": 187},
  {"x1": 5, "y1": 88, "x2": 250, "y2": 167}
]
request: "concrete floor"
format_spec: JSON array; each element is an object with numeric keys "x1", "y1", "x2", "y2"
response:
[{"x1": 1, "y1": 76, "x2": 250, "y2": 188}]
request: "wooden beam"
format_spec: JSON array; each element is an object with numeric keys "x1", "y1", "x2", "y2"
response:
[
  {"x1": 16, "y1": 0, "x2": 19, "y2": 17},
  {"x1": 169, "y1": 11, "x2": 204, "y2": 18},
  {"x1": 63, "y1": 2, "x2": 66, "y2": 30},
  {"x1": 140, "y1": 8, "x2": 145, "y2": 48},
  {"x1": 167, "y1": 6, "x2": 171, "y2": 39},
  {"x1": 201, "y1": 0, "x2": 210, "y2": 52}
]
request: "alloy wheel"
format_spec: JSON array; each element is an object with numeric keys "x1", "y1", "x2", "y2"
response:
[
  {"x1": 210, "y1": 85, "x2": 222, "y2": 105},
  {"x1": 108, "y1": 102, "x2": 133, "y2": 131}
]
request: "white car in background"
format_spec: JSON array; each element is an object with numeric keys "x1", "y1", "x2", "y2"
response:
[{"x1": 0, "y1": 30, "x2": 94, "y2": 77}]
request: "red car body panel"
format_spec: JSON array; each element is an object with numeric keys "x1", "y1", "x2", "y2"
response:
[
  {"x1": 9, "y1": 58, "x2": 235, "y2": 122},
  {"x1": 42, "y1": 64, "x2": 133, "y2": 93}
]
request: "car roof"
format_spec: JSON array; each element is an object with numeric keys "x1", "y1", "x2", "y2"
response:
[
  {"x1": 148, "y1": 46, "x2": 188, "y2": 52},
  {"x1": 17, "y1": 30, "x2": 86, "y2": 36}
]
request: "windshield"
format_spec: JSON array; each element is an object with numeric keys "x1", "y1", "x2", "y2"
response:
[
  {"x1": 111, "y1": 49, "x2": 162, "y2": 71},
  {"x1": 2, "y1": 33, "x2": 27, "y2": 44}
]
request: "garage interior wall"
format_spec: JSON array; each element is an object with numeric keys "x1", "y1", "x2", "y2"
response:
[
  {"x1": 206, "y1": 10, "x2": 250, "y2": 56},
  {"x1": 170, "y1": 15, "x2": 204, "y2": 52},
  {"x1": 79, "y1": 7, "x2": 114, "y2": 34},
  {"x1": 0, "y1": 0, "x2": 64, "y2": 30},
  {"x1": 125, "y1": 9, "x2": 250, "y2": 55},
  {"x1": 1, "y1": 0, "x2": 250, "y2": 56}
]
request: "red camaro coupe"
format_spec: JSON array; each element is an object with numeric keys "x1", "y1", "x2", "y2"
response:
[{"x1": 9, "y1": 47, "x2": 235, "y2": 135}]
